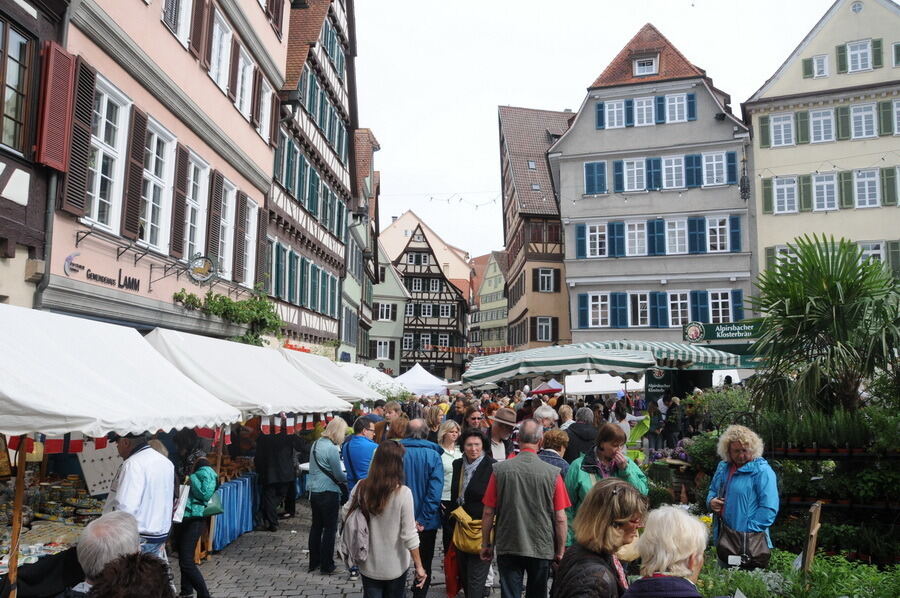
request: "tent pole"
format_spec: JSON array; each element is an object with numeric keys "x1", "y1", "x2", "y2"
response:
[
  {"x1": 215, "y1": 425, "x2": 225, "y2": 477},
  {"x1": 8, "y1": 435, "x2": 27, "y2": 598}
]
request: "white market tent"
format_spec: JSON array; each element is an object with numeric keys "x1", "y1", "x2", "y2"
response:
[
  {"x1": 394, "y1": 363, "x2": 447, "y2": 396},
  {"x1": 713, "y1": 369, "x2": 741, "y2": 387},
  {"x1": 532, "y1": 378, "x2": 563, "y2": 395},
  {"x1": 335, "y1": 362, "x2": 412, "y2": 396},
  {"x1": 144, "y1": 328, "x2": 352, "y2": 417},
  {"x1": 565, "y1": 373, "x2": 646, "y2": 396},
  {"x1": 280, "y1": 349, "x2": 384, "y2": 402}
]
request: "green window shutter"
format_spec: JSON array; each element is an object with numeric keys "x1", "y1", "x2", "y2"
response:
[
  {"x1": 765, "y1": 246, "x2": 776, "y2": 271},
  {"x1": 836, "y1": 44, "x2": 847, "y2": 73},
  {"x1": 838, "y1": 171, "x2": 854, "y2": 209},
  {"x1": 798, "y1": 175, "x2": 812, "y2": 211},
  {"x1": 758, "y1": 115, "x2": 770, "y2": 148},
  {"x1": 872, "y1": 39, "x2": 883, "y2": 69},
  {"x1": 881, "y1": 167, "x2": 897, "y2": 206},
  {"x1": 887, "y1": 240, "x2": 900, "y2": 278},
  {"x1": 836, "y1": 106, "x2": 851, "y2": 140},
  {"x1": 762, "y1": 178, "x2": 774, "y2": 214},
  {"x1": 801, "y1": 58, "x2": 813, "y2": 78},
  {"x1": 878, "y1": 101, "x2": 893, "y2": 136},
  {"x1": 795, "y1": 111, "x2": 809, "y2": 144},
  {"x1": 895, "y1": 42, "x2": 900, "y2": 69}
]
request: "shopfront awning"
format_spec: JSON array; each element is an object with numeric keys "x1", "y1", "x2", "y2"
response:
[
  {"x1": 564, "y1": 374, "x2": 645, "y2": 396},
  {"x1": 575, "y1": 341, "x2": 741, "y2": 369},
  {"x1": 0, "y1": 304, "x2": 241, "y2": 437},
  {"x1": 144, "y1": 328, "x2": 352, "y2": 417},
  {"x1": 280, "y1": 349, "x2": 384, "y2": 402},
  {"x1": 334, "y1": 362, "x2": 412, "y2": 396}
]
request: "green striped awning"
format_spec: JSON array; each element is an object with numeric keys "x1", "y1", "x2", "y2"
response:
[{"x1": 575, "y1": 341, "x2": 740, "y2": 369}]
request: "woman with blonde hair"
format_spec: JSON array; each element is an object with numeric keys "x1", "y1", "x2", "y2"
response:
[
  {"x1": 552, "y1": 478, "x2": 648, "y2": 598},
  {"x1": 424, "y1": 405, "x2": 443, "y2": 443},
  {"x1": 437, "y1": 420, "x2": 462, "y2": 551},
  {"x1": 308, "y1": 417, "x2": 348, "y2": 574}
]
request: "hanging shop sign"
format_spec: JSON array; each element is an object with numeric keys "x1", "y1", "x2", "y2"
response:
[
  {"x1": 683, "y1": 321, "x2": 761, "y2": 343},
  {"x1": 187, "y1": 256, "x2": 217, "y2": 283},
  {"x1": 62, "y1": 252, "x2": 142, "y2": 292}
]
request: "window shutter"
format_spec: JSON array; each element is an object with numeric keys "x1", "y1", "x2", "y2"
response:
[
  {"x1": 287, "y1": 252, "x2": 297, "y2": 304},
  {"x1": 389, "y1": 341, "x2": 395, "y2": 360},
  {"x1": 60, "y1": 59, "x2": 96, "y2": 217},
  {"x1": 610, "y1": 222, "x2": 625, "y2": 257},
  {"x1": 595, "y1": 102, "x2": 605, "y2": 129},
  {"x1": 685, "y1": 154, "x2": 702, "y2": 188},
  {"x1": 795, "y1": 111, "x2": 809, "y2": 144},
  {"x1": 647, "y1": 219, "x2": 660, "y2": 256},
  {"x1": 872, "y1": 39, "x2": 883, "y2": 69},
  {"x1": 649, "y1": 292, "x2": 659, "y2": 328},
  {"x1": 169, "y1": 144, "x2": 189, "y2": 259},
  {"x1": 390, "y1": 304, "x2": 397, "y2": 321},
  {"x1": 202, "y1": 3, "x2": 215, "y2": 69},
  {"x1": 529, "y1": 317, "x2": 538, "y2": 342},
  {"x1": 575, "y1": 223, "x2": 586, "y2": 259},
  {"x1": 189, "y1": 0, "x2": 208, "y2": 61},
  {"x1": 254, "y1": 206, "x2": 268, "y2": 287},
  {"x1": 372, "y1": 301, "x2": 380, "y2": 318},
  {"x1": 887, "y1": 240, "x2": 900, "y2": 278},
  {"x1": 881, "y1": 168, "x2": 897, "y2": 206},
  {"x1": 731, "y1": 289, "x2": 744, "y2": 322},
  {"x1": 612, "y1": 293, "x2": 628, "y2": 328},
  {"x1": 232, "y1": 191, "x2": 247, "y2": 283},
  {"x1": 624, "y1": 99, "x2": 634, "y2": 127},
  {"x1": 299, "y1": 256, "x2": 308, "y2": 306},
  {"x1": 655, "y1": 96, "x2": 665, "y2": 124},
  {"x1": 273, "y1": 244, "x2": 284, "y2": 298},
  {"x1": 836, "y1": 44, "x2": 847, "y2": 73},
  {"x1": 765, "y1": 247, "x2": 776, "y2": 271},
  {"x1": 688, "y1": 217, "x2": 706, "y2": 254},
  {"x1": 551, "y1": 317, "x2": 559, "y2": 342},
  {"x1": 597, "y1": 162, "x2": 607, "y2": 193},
  {"x1": 120, "y1": 107, "x2": 148, "y2": 241},
  {"x1": 369, "y1": 340, "x2": 376, "y2": 359},
  {"x1": 205, "y1": 170, "x2": 224, "y2": 261},
  {"x1": 578, "y1": 293, "x2": 588, "y2": 328},
  {"x1": 250, "y1": 69, "x2": 261, "y2": 127},
  {"x1": 758, "y1": 115, "x2": 770, "y2": 148},
  {"x1": 584, "y1": 162, "x2": 596, "y2": 194},
  {"x1": 878, "y1": 101, "x2": 893, "y2": 136},
  {"x1": 729, "y1": 215, "x2": 741, "y2": 253},
  {"x1": 269, "y1": 93, "x2": 281, "y2": 147},
  {"x1": 645, "y1": 157, "x2": 661, "y2": 190},
  {"x1": 725, "y1": 151, "x2": 737, "y2": 185},
  {"x1": 613, "y1": 160, "x2": 624, "y2": 193},
  {"x1": 798, "y1": 174, "x2": 812, "y2": 211},
  {"x1": 801, "y1": 58, "x2": 813, "y2": 78},
  {"x1": 838, "y1": 171, "x2": 854, "y2": 208},
  {"x1": 686, "y1": 93, "x2": 696, "y2": 121},
  {"x1": 36, "y1": 42, "x2": 75, "y2": 171},
  {"x1": 655, "y1": 292, "x2": 669, "y2": 328},
  {"x1": 836, "y1": 106, "x2": 850, "y2": 140},
  {"x1": 227, "y1": 39, "x2": 240, "y2": 102},
  {"x1": 690, "y1": 290, "x2": 709, "y2": 323},
  {"x1": 896, "y1": 43, "x2": 900, "y2": 69},
  {"x1": 553, "y1": 269, "x2": 560, "y2": 292},
  {"x1": 762, "y1": 178, "x2": 773, "y2": 214}
]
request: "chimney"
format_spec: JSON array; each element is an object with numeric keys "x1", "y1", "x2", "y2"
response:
[{"x1": 391, "y1": 216, "x2": 398, "y2": 222}]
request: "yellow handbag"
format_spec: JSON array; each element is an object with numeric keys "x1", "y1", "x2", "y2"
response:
[{"x1": 451, "y1": 506, "x2": 483, "y2": 554}]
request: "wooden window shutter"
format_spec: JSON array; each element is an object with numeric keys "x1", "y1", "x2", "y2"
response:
[
  {"x1": 227, "y1": 39, "x2": 240, "y2": 102},
  {"x1": 881, "y1": 168, "x2": 897, "y2": 206},
  {"x1": 369, "y1": 340, "x2": 376, "y2": 358},
  {"x1": 553, "y1": 269, "x2": 560, "y2": 292},
  {"x1": 761, "y1": 178, "x2": 773, "y2": 214},
  {"x1": 35, "y1": 41, "x2": 75, "y2": 171},
  {"x1": 188, "y1": 0, "x2": 208, "y2": 60},
  {"x1": 836, "y1": 44, "x2": 847, "y2": 74},
  {"x1": 872, "y1": 39, "x2": 883, "y2": 69},
  {"x1": 887, "y1": 240, "x2": 900, "y2": 279},
  {"x1": 801, "y1": 58, "x2": 813, "y2": 78},
  {"x1": 372, "y1": 301, "x2": 380, "y2": 317},
  {"x1": 835, "y1": 106, "x2": 851, "y2": 140},
  {"x1": 529, "y1": 317, "x2": 538, "y2": 342},
  {"x1": 389, "y1": 341, "x2": 395, "y2": 360},
  {"x1": 551, "y1": 317, "x2": 559, "y2": 342},
  {"x1": 232, "y1": 191, "x2": 248, "y2": 283},
  {"x1": 120, "y1": 107, "x2": 149, "y2": 241},
  {"x1": 60, "y1": 58, "x2": 96, "y2": 217},
  {"x1": 250, "y1": 69, "x2": 261, "y2": 127},
  {"x1": 532, "y1": 268, "x2": 539, "y2": 292},
  {"x1": 169, "y1": 144, "x2": 190, "y2": 259},
  {"x1": 838, "y1": 171, "x2": 854, "y2": 209},
  {"x1": 254, "y1": 205, "x2": 268, "y2": 287},
  {"x1": 758, "y1": 115, "x2": 770, "y2": 148},
  {"x1": 878, "y1": 101, "x2": 893, "y2": 136},
  {"x1": 765, "y1": 247, "x2": 776, "y2": 271},
  {"x1": 798, "y1": 174, "x2": 812, "y2": 212},
  {"x1": 202, "y1": 3, "x2": 215, "y2": 69},
  {"x1": 795, "y1": 111, "x2": 809, "y2": 144},
  {"x1": 391, "y1": 304, "x2": 397, "y2": 321},
  {"x1": 269, "y1": 93, "x2": 280, "y2": 147},
  {"x1": 205, "y1": 170, "x2": 224, "y2": 262}
]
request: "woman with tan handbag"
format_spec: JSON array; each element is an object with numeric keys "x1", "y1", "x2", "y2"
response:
[{"x1": 449, "y1": 428, "x2": 495, "y2": 598}]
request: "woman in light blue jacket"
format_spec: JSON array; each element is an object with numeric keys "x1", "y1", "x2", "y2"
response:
[{"x1": 308, "y1": 418, "x2": 348, "y2": 575}]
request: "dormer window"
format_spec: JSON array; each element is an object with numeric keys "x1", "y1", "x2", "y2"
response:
[{"x1": 633, "y1": 56, "x2": 658, "y2": 76}]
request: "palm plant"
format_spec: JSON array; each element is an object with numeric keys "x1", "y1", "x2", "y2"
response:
[{"x1": 749, "y1": 235, "x2": 900, "y2": 412}]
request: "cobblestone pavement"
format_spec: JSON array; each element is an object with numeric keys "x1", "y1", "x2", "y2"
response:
[{"x1": 174, "y1": 500, "x2": 461, "y2": 598}]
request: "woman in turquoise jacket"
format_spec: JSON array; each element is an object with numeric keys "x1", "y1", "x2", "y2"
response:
[
  {"x1": 178, "y1": 453, "x2": 217, "y2": 598},
  {"x1": 706, "y1": 425, "x2": 779, "y2": 566}
]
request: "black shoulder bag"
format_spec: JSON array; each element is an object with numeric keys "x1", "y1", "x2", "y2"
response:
[{"x1": 312, "y1": 441, "x2": 349, "y2": 504}]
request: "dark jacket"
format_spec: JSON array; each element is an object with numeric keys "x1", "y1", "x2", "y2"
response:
[
  {"x1": 622, "y1": 576, "x2": 715, "y2": 598},
  {"x1": 565, "y1": 422, "x2": 598, "y2": 464},
  {"x1": 550, "y1": 543, "x2": 623, "y2": 598},
  {"x1": 398, "y1": 438, "x2": 444, "y2": 530},
  {"x1": 254, "y1": 432, "x2": 303, "y2": 485},
  {"x1": 449, "y1": 455, "x2": 495, "y2": 520},
  {"x1": 538, "y1": 448, "x2": 569, "y2": 477}
]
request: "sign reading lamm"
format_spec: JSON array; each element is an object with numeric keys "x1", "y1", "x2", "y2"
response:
[{"x1": 683, "y1": 321, "x2": 760, "y2": 342}]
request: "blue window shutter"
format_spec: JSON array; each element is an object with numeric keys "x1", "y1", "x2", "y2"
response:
[
  {"x1": 731, "y1": 289, "x2": 744, "y2": 322},
  {"x1": 729, "y1": 215, "x2": 741, "y2": 253},
  {"x1": 726, "y1": 151, "x2": 737, "y2": 185},
  {"x1": 578, "y1": 293, "x2": 589, "y2": 328},
  {"x1": 645, "y1": 159, "x2": 654, "y2": 190},
  {"x1": 647, "y1": 219, "x2": 657, "y2": 255},
  {"x1": 646, "y1": 157, "x2": 661, "y2": 190},
  {"x1": 655, "y1": 220, "x2": 666, "y2": 255},
  {"x1": 595, "y1": 102, "x2": 605, "y2": 129},
  {"x1": 274, "y1": 245, "x2": 285, "y2": 298},
  {"x1": 576, "y1": 223, "x2": 587, "y2": 259},
  {"x1": 655, "y1": 96, "x2": 666, "y2": 124},
  {"x1": 687, "y1": 93, "x2": 697, "y2": 121},
  {"x1": 609, "y1": 222, "x2": 625, "y2": 257},
  {"x1": 687, "y1": 218, "x2": 698, "y2": 253},
  {"x1": 649, "y1": 292, "x2": 659, "y2": 327},
  {"x1": 613, "y1": 161, "x2": 624, "y2": 193},
  {"x1": 584, "y1": 163, "x2": 595, "y2": 194},
  {"x1": 685, "y1": 155, "x2": 702, "y2": 188},
  {"x1": 287, "y1": 253, "x2": 297, "y2": 304},
  {"x1": 612, "y1": 293, "x2": 628, "y2": 328},
  {"x1": 689, "y1": 291, "x2": 699, "y2": 322},
  {"x1": 625, "y1": 99, "x2": 634, "y2": 127},
  {"x1": 690, "y1": 290, "x2": 709, "y2": 323},
  {"x1": 597, "y1": 162, "x2": 607, "y2": 193},
  {"x1": 656, "y1": 292, "x2": 669, "y2": 328},
  {"x1": 688, "y1": 217, "x2": 706, "y2": 254},
  {"x1": 299, "y1": 257, "x2": 308, "y2": 307}
]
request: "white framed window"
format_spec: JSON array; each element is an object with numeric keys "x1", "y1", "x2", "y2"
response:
[
  {"x1": 850, "y1": 104, "x2": 876, "y2": 139},
  {"x1": 859, "y1": 241, "x2": 884, "y2": 262},
  {"x1": 257, "y1": 78, "x2": 273, "y2": 140},
  {"x1": 419, "y1": 333, "x2": 431, "y2": 348},
  {"x1": 139, "y1": 119, "x2": 174, "y2": 250},
  {"x1": 624, "y1": 159, "x2": 645, "y2": 192},
  {"x1": 421, "y1": 253, "x2": 429, "y2": 265},
  {"x1": 813, "y1": 173, "x2": 837, "y2": 211},
  {"x1": 709, "y1": 290, "x2": 732, "y2": 324},
  {"x1": 774, "y1": 177, "x2": 798, "y2": 213},
  {"x1": 405, "y1": 302, "x2": 414, "y2": 317},
  {"x1": 438, "y1": 333, "x2": 450, "y2": 347},
  {"x1": 406, "y1": 253, "x2": 416, "y2": 264},
  {"x1": 86, "y1": 78, "x2": 130, "y2": 231},
  {"x1": 813, "y1": 54, "x2": 828, "y2": 78},
  {"x1": 703, "y1": 152, "x2": 726, "y2": 186},
  {"x1": 626, "y1": 221, "x2": 647, "y2": 256},
  {"x1": 663, "y1": 155, "x2": 684, "y2": 189},
  {"x1": 240, "y1": 199, "x2": 257, "y2": 286},
  {"x1": 183, "y1": 154, "x2": 208, "y2": 259},
  {"x1": 666, "y1": 94, "x2": 686, "y2": 123},
  {"x1": 411, "y1": 278, "x2": 422, "y2": 292},
  {"x1": 606, "y1": 100, "x2": 625, "y2": 128},
  {"x1": 208, "y1": 10, "x2": 232, "y2": 91},
  {"x1": 440, "y1": 304, "x2": 451, "y2": 318},
  {"x1": 854, "y1": 169, "x2": 879, "y2": 208},
  {"x1": 430, "y1": 278, "x2": 440, "y2": 292},
  {"x1": 420, "y1": 303, "x2": 433, "y2": 317},
  {"x1": 668, "y1": 292, "x2": 690, "y2": 327},
  {"x1": 628, "y1": 292, "x2": 650, "y2": 327},
  {"x1": 706, "y1": 217, "x2": 729, "y2": 252},
  {"x1": 218, "y1": 179, "x2": 236, "y2": 277},
  {"x1": 536, "y1": 317, "x2": 553, "y2": 341},
  {"x1": 378, "y1": 303, "x2": 392, "y2": 321},
  {"x1": 531, "y1": 183, "x2": 541, "y2": 190},
  {"x1": 527, "y1": 160, "x2": 536, "y2": 169},
  {"x1": 589, "y1": 293, "x2": 609, "y2": 328},
  {"x1": 538, "y1": 268, "x2": 553, "y2": 292},
  {"x1": 847, "y1": 40, "x2": 871, "y2": 72},
  {"x1": 634, "y1": 97, "x2": 655, "y2": 126},
  {"x1": 235, "y1": 48, "x2": 254, "y2": 118},
  {"x1": 770, "y1": 113, "x2": 794, "y2": 146},
  {"x1": 633, "y1": 57, "x2": 657, "y2": 76},
  {"x1": 666, "y1": 219, "x2": 687, "y2": 254},
  {"x1": 376, "y1": 340, "x2": 390, "y2": 360},
  {"x1": 810, "y1": 109, "x2": 834, "y2": 143},
  {"x1": 402, "y1": 333, "x2": 414, "y2": 351},
  {"x1": 162, "y1": 0, "x2": 194, "y2": 47},
  {"x1": 587, "y1": 224, "x2": 607, "y2": 257}
]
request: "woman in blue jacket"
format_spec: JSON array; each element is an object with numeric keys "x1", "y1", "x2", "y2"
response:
[
  {"x1": 308, "y1": 418, "x2": 348, "y2": 575},
  {"x1": 178, "y1": 453, "x2": 217, "y2": 598},
  {"x1": 706, "y1": 425, "x2": 779, "y2": 568}
]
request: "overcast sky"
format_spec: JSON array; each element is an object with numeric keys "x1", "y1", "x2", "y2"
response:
[{"x1": 354, "y1": 0, "x2": 836, "y2": 259}]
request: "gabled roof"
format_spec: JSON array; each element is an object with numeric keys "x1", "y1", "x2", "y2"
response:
[
  {"x1": 380, "y1": 211, "x2": 471, "y2": 276},
  {"x1": 285, "y1": 0, "x2": 332, "y2": 90},
  {"x1": 374, "y1": 241, "x2": 410, "y2": 300},
  {"x1": 491, "y1": 250, "x2": 509, "y2": 280},
  {"x1": 498, "y1": 106, "x2": 572, "y2": 217},
  {"x1": 468, "y1": 254, "x2": 491, "y2": 306},
  {"x1": 589, "y1": 23, "x2": 706, "y2": 90}
]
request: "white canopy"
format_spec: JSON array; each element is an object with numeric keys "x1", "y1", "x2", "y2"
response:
[
  {"x1": 0, "y1": 304, "x2": 241, "y2": 437},
  {"x1": 565, "y1": 373, "x2": 645, "y2": 396},
  {"x1": 336, "y1": 362, "x2": 412, "y2": 396},
  {"x1": 394, "y1": 363, "x2": 447, "y2": 396},
  {"x1": 144, "y1": 328, "x2": 351, "y2": 417},
  {"x1": 712, "y1": 369, "x2": 741, "y2": 387},
  {"x1": 532, "y1": 378, "x2": 564, "y2": 394},
  {"x1": 280, "y1": 349, "x2": 384, "y2": 402}
]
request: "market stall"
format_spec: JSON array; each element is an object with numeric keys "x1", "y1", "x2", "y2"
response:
[
  {"x1": 531, "y1": 379, "x2": 563, "y2": 395},
  {"x1": 280, "y1": 348, "x2": 384, "y2": 402},
  {"x1": 335, "y1": 362, "x2": 412, "y2": 396},
  {"x1": 394, "y1": 363, "x2": 447, "y2": 396},
  {"x1": 564, "y1": 373, "x2": 645, "y2": 396}
]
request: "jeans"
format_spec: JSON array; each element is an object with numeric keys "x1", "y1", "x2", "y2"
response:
[
  {"x1": 260, "y1": 481, "x2": 290, "y2": 529},
  {"x1": 459, "y1": 550, "x2": 492, "y2": 597},
  {"x1": 412, "y1": 528, "x2": 437, "y2": 598},
  {"x1": 177, "y1": 518, "x2": 210, "y2": 598},
  {"x1": 497, "y1": 554, "x2": 551, "y2": 598},
  {"x1": 309, "y1": 490, "x2": 340, "y2": 572},
  {"x1": 139, "y1": 538, "x2": 175, "y2": 594},
  {"x1": 361, "y1": 573, "x2": 407, "y2": 598}
]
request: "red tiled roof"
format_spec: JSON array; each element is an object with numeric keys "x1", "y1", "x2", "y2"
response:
[
  {"x1": 589, "y1": 23, "x2": 706, "y2": 90},
  {"x1": 498, "y1": 106, "x2": 572, "y2": 217},
  {"x1": 449, "y1": 278, "x2": 470, "y2": 300},
  {"x1": 285, "y1": 0, "x2": 332, "y2": 90},
  {"x1": 469, "y1": 254, "x2": 491, "y2": 305}
]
